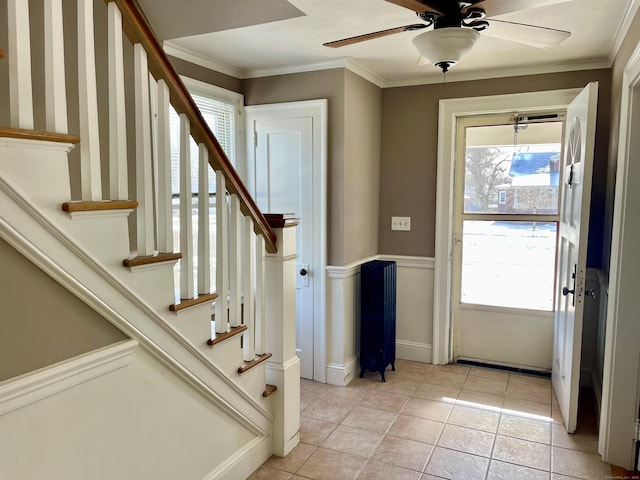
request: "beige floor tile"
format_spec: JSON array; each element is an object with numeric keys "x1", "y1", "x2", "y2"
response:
[
  {"x1": 551, "y1": 474, "x2": 586, "y2": 480},
  {"x1": 502, "y1": 396, "x2": 552, "y2": 420},
  {"x1": 509, "y1": 373, "x2": 552, "y2": 386},
  {"x1": 372, "y1": 435, "x2": 433, "y2": 472},
  {"x1": 506, "y1": 381, "x2": 552, "y2": 404},
  {"x1": 456, "y1": 389, "x2": 505, "y2": 411},
  {"x1": 248, "y1": 465, "x2": 293, "y2": 479},
  {"x1": 551, "y1": 423, "x2": 598, "y2": 454},
  {"x1": 342, "y1": 406, "x2": 398, "y2": 434},
  {"x1": 264, "y1": 443, "x2": 317, "y2": 473},
  {"x1": 358, "y1": 391, "x2": 409, "y2": 413},
  {"x1": 299, "y1": 416, "x2": 338, "y2": 446},
  {"x1": 493, "y1": 435, "x2": 551, "y2": 471},
  {"x1": 421, "y1": 475, "x2": 448, "y2": 480},
  {"x1": 319, "y1": 385, "x2": 370, "y2": 405},
  {"x1": 498, "y1": 414, "x2": 552, "y2": 444},
  {"x1": 447, "y1": 404, "x2": 501, "y2": 433},
  {"x1": 469, "y1": 367, "x2": 510, "y2": 381},
  {"x1": 432, "y1": 364, "x2": 472, "y2": 375},
  {"x1": 463, "y1": 375, "x2": 509, "y2": 395},
  {"x1": 551, "y1": 404, "x2": 564, "y2": 424},
  {"x1": 424, "y1": 369, "x2": 468, "y2": 388},
  {"x1": 413, "y1": 382, "x2": 460, "y2": 402},
  {"x1": 552, "y1": 446, "x2": 612, "y2": 480},
  {"x1": 373, "y1": 378, "x2": 420, "y2": 396},
  {"x1": 347, "y1": 376, "x2": 379, "y2": 389},
  {"x1": 424, "y1": 446, "x2": 490, "y2": 479},
  {"x1": 356, "y1": 459, "x2": 422, "y2": 480},
  {"x1": 296, "y1": 447, "x2": 367, "y2": 480},
  {"x1": 487, "y1": 460, "x2": 550, "y2": 480},
  {"x1": 388, "y1": 414, "x2": 445, "y2": 445},
  {"x1": 301, "y1": 400, "x2": 354, "y2": 424},
  {"x1": 321, "y1": 425, "x2": 383, "y2": 458},
  {"x1": 437, "y1": 424, "x2": 495, "y2": 457},
  {"x1": 402, "y1": 397, "x2": 453, "y2": 422}
]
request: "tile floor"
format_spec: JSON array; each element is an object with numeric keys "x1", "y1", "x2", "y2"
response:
[{"x1": 250, "y1": 360, "x2": 613, "y2": 480}]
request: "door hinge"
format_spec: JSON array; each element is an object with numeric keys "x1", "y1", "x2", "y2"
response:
[
  {"x1": 634, "y1": 419, "x2": 640, "y2": 442},
  {"x1": 254, "y1": 131, "x2": 258, "y2": 148}
]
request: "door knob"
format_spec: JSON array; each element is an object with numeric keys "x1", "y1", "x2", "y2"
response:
[
  {"x1": 300, "y1": 268, "x2": 308, "y2": 276},
  {"x1": 562, "y1": 286, "x2": 575, "y2": 296}
]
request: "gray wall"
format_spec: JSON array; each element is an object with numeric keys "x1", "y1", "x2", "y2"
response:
[
  {"x1": 379, "y1": 69, "x2": 612, "y2": 265},
  {"x1": 0, "y1": 239, "x2": 127, "y2": 381}
]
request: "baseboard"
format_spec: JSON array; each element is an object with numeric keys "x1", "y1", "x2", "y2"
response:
[
  {"x1": 326, "y1": 355, "x2": 359, "y2": 386},
  {"x1": 205, "y1": 434, "x2": 272, "y2": 480},
  {"x1": 396, "y1": 340, "x2": 433, "y2": 363}
]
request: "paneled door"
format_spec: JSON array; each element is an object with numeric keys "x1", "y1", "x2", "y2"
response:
[{"x1": 552, "y1": 82, "x2": 598, "y2": 433}]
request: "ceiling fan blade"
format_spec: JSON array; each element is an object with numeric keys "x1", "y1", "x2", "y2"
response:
[
  {"x1": 476, "y1": 0, "x2": 571, "y2": 17},
  {"x1": 485, "y1": 18, "x2": 570, "y2": 48},
  {"x1": 323, "y1": 24, "x2": 427, "y2": 48},
  {"x1": 385, "y1": 0, "x2": 442, "y2": 15}
]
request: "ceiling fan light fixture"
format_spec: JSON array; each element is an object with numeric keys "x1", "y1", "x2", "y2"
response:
[{"x1": 413, "y1": 27, "x2": 480, "y2": 73}]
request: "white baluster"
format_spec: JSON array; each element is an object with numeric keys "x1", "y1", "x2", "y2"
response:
[
  {"x1": 229, "y1": 194, "x2": 242, "y2": 327},
  {"x1": 44, "y1": 0, "x2": 68, "y2": 133},
  {"x1": 107, "y1": 2, "x2": 127, "y2": 199},
  {"x1": 215, "y1": 171, "x2": 228, "y2": 334},
  {"x1": 198, "y1": 145, "x2": 211, "y2": 295},
  {"x1": 134, "y1": 44, "x2": 154, "y2": 255},
  {"x1": 156, "y1": 80, "x2": 173, "y2": 253},
  {"x1": 7, "y1": 0, "x2": 34, "y2": 129},
  {"x1": 243, "y1": 217, "x2": 256, "y2": 361},
  {"x1": 255, "y1": 233, "x2": 266, "y2": 355},
  {"x1": 179, "y1": 114, "x2": 194, "y2": 300},
  {"x1": 77, "y1": 0, "x2": 102, "y2": 200}
]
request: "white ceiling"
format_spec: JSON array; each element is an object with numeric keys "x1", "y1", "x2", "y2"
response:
[{"x1": 144, "y1": 0, "x2": 639, "y2": 87}]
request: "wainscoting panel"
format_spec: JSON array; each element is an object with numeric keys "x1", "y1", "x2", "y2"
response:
[{"x1": 325, "y1": 255, "x2": 434, "y2": 385}]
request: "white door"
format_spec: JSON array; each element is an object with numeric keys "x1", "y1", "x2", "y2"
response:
[
  {"x1": 552, "y1": 82, "x2": 598, "y2": 433},
  {"x1": 246, "y1": 100, "x2": 327, "y2": 381}
]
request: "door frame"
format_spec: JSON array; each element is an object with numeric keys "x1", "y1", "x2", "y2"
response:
[
  {"x1": 598, "y1": 40, "x2": 640, "y2": 469},
  {"x1": 433, "y1": 88, "x2": 582, "y2": 365},
  {"x1": 244, "y1": 99, "x2": 328, "y2": 383}
]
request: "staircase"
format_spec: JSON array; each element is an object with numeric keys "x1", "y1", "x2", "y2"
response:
[{"x1": 0, "y1": 1, "x2": 300, "y2": 478}]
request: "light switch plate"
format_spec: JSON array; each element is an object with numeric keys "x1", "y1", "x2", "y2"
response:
[{"x1": 391, "y1": 216, "x2": 411, "y2": 231}]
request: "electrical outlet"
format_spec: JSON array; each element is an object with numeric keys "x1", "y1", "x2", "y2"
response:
[{"x1": 391, "y1": 216, "x2": 411, "y2": 231}]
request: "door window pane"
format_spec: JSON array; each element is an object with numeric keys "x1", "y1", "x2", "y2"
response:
[
  {"x1": 464, "y1": 122, "x2": 562, "y2": 215},
  {"x1": 461, "y1": 220, "x2": 557, "y2": 310}
]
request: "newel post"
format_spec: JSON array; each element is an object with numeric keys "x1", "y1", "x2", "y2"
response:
[{"x1": 264, "y1": 214, "x2": 300, "y2": 457}]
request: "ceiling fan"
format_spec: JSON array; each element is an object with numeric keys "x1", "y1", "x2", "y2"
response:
[{"x1": 323, "y1": 0, "x2": 571, "y2": 73}]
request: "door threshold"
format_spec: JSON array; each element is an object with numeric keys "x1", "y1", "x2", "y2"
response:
[{"x1": 455, "y1": 359, "x2": 551, "y2": 378}]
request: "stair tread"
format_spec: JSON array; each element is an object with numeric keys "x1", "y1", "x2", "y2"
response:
[
  {"x1": 123, "y1": 252, "x2": 182, "y2": 268},
  {"x1": 238, "y1": 353, "x2": 272, "y2": 374},
  {"x1": 0, "y1": 126, "x2": 80, "y2": 144},
  {"x1": 170, "y1": 293, "x2": 218, "y2": 312},
  {"x1": 207, "y1": 324, "x2": 247, "y2": 346},
  {"x1": 62, "y1": 200, "x2": 139, "y2": 213},
  {"x1": 263, "y1": 384, "x2": 277, "y2": 397}
]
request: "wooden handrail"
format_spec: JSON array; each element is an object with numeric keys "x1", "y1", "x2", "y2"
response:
[{"x1": 107, "y1": 0, "x2": 277, "y2": 253}]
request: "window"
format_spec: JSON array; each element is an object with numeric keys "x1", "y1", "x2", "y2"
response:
[{"x1": 457, "y1": 116, "x2": 564, "y2": 311}]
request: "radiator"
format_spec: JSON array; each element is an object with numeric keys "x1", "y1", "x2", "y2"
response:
[{"x1": 359, "y1": 260, "x2": 397, "y2": 382}]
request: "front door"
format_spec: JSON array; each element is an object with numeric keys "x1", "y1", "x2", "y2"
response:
[
  {"x1": 245, "y1": 100, "x2": 327, "y2": 381},
  {"x1": 552, "y1": 82, "x2": 598, "y2": 433}
]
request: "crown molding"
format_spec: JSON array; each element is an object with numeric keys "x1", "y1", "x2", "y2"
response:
[
  {"x1": 383, "y1": 59, "x2": 612, "y2": 88},
  {"x1": 163, "y1": 41, "x2": 244, "y2": 79},
  {"x1": 609, "y1": 0, "x2": 640, "y2": 63}
]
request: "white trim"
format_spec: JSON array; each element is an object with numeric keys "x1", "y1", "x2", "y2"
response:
[
  {"x1": 125, "y1": 259, "x2": 180, "y2": 273},
  {"x1": 326, "y1": 356, "x2": 359, "y2": 387},
  {"x1": 609, "y1": 0, "x2": 640, "y2": 63},
  {"x1": 245, "y1": 99, "x2": 328, "y2": 384},
  {"x1": 384, "y1": 60, "x2": 611, "y2": 88},
  {"x1": 164, "y1": 42, "x2": 243, "y2": 79},
  {"x1": 396, "y1": 340, "x2": 432, "y2": 364},
  {"x1": 433, "y1": 88, "x2": 582, "y2": 365},
  {"x1": 0, "y1": 175, "x2": 272, "y2": 434},
  {"x1": 203, "y1": 435, "x2": 271, "y2": 480},
  {"x1": 0, "y1": 136, "x2": 75, "y2": 153},
  {"x1": 181, "y1": 76, "x2": 244, "y2": 106},
  {"x1": 599, "y1": 38, "x2": 640, "y2": 470},
  {"x1": 66, "y1": 209, "x2": 134, "y2": 220},
  {"x1": 378, "y1": 254, "x2": 435, "y2": 269},
  {"x1": 0, "y1": 339, "x2": 137, "y2": 416}
]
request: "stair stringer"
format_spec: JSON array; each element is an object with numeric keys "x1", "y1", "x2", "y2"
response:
[{"x1": 0, "y1": 154, "x2": 276, "y2": 476}]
